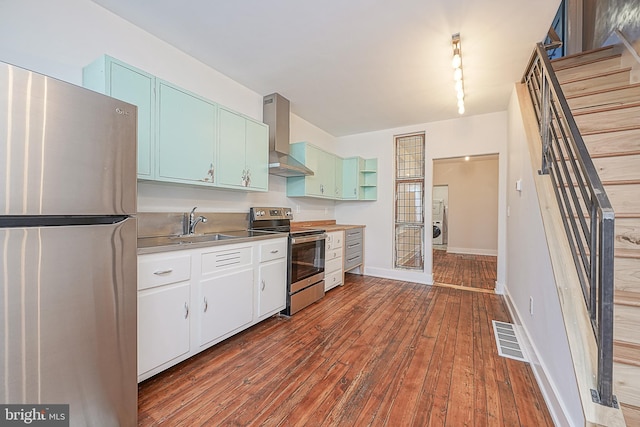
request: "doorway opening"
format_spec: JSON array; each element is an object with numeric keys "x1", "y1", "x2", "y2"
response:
[{"x1": 431, "y1": 154, "x2": 498, "y2": 291}]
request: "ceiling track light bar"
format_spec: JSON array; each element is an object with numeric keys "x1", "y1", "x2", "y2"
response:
[{"x1": 452, "y1": 33, "x2": 465, "y2": 115}]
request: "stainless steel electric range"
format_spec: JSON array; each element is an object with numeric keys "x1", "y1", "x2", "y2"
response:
[{"x1": 250, "y1": 207, "x2": 326, "y2": 315}]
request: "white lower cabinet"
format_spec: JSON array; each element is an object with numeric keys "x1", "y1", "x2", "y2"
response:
[
  {"x1": 137, "y1": 282, "x2": 190, "y2": 376},
  {"x1": 199, "y1": 266, "x2": 254, "y2": 347},
  {"x1": 325, "y1": 231, "x2": 344, "y2": 291},
  {"x1": 137, "y1": 236, "x2": 287, "y2": 382}
]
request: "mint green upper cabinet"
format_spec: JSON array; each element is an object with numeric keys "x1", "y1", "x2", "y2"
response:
[
  {"x1": 342, "y1": 157, "x2": 359, "y2": 199},
  {"x1": 244, "y1": 118, "x2": 269, "y2": 191},
  {"x1": 83, "y1": 56, "x2": 154, "y2": 179},
  {"x1": 157, "y1": 81, "x2": 217, "y2": 185},
  {"x1": 341, "y1": 156, "x2": 377, "y2": 200},
  {"x1": 287, "y1": 142, "x2": 335, "y2": 199},
  {"x1": 334, "y1": 156, "x2": 344, "y2": 199},
  {"x1": 217, "y1": 107, "x2": 268, "y2": 191}
]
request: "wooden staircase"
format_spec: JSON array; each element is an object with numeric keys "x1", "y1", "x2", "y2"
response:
[{"x1": 551, "y1": 43, "x2": 640, "y2": 426}]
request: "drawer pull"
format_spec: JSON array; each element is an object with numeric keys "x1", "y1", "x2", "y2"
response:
[
  {"x1": 203, "y1": 297, "x2": 208, "y2": 313},
  {"x1": 261, "y1": 280, "x2": 266, "y2": 291},
  {"x1": 347, "y1": 256, "x2": 360, "y2": 262},
  {"x1": 347, "y1": 243, "x2": 360, "y2": 249},
  {"x1": 153, "y1": 269, "x2": 173, "y2": 275},
  {"x1": 184, "y1": 302, "x2": 190, "y2": 319},
  {"x1": 270, "y1": 249, "x2": 279, "y2": 254}
]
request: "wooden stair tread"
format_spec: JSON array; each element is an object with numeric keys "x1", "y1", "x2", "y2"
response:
[
  {"x1": 560, "y1": 69, "x2": 631, "y2": 97},
  {"x1": 558, "y1": 67, "x2": 632, "y2": 85},
  {"x1": 565, "y1": 82, "x2": 640, "y2": 100},
  {"x1": 614, "y1": 340, "x2": 640, "y2": 367},
  {"x1": 553, "y1": 53, "x2": 622, "y2": 72},
  {"x1": 567, "y1": 84, "x2": 640, "y2": 113},
  {"x1": 582, "y1": 128, "x2": 640, "y2": 158},
  {"x1": 581, "y1": 124, "x2": 640, "y2": 136},
  {"x1": 588, "y1": 150, "x2": 640, "y2": 159},
  {"x1": 573, "y1": 100, "x2": 640, "y2": 116},
  {"x1": 551, "y1": 45, "x2": 615, "y2": 66},
  {"x1": 574, "y1": 103, "x2": 640, "y2": 134},
  {"x1": 615, "y1": 290, "x2": 640, "y2": 307},
  {"x1": 555, "y1": 57, "x2": 623, "y2": 84},
  {"x1": 616, "y1": 248, "x2": 640, "y2": 259}
]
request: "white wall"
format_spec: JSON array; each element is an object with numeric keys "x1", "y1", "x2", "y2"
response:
[
  {"x1": 506, "y1": 87, "x2": 583, "y2": 426},
  {"x1": 335, "y1": 111, "x2": 508, "y2": 287},
  {"x1": 0, "y1": 0, "x2": 338, "y2": 221}
]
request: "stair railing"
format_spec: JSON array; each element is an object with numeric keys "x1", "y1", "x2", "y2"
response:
[{"x1": 521, "y1": 42, "x2": 617, "y2": 408}]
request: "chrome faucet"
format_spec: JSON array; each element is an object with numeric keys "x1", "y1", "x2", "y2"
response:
[{"x1": 184, "y1": 207, "x2": 208, "y2": 235}]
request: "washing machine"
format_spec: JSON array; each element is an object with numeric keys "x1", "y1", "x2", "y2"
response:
[{"x1": 433, "y1": 221, "x2": 443, "y2": 245}]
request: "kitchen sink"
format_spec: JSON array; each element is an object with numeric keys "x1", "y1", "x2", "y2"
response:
[
  {"x1": 169, "y1": 233, "x2": 238, "y2": 243},
  {"x1": 137, "y1": 229, "x2": 284, "y2": 252}
]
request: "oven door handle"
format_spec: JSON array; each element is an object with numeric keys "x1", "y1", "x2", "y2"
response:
[{"x1": 290, "y1": 233, "x2": 327, "y2": 245}]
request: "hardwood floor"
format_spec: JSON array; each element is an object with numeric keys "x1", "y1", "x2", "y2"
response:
[
  {"x1": 138, "y1": 274, "x2": 552, "y2": 426},
  {"x1": 432, "y1": 249, "x2": 497, "y2": 291}
]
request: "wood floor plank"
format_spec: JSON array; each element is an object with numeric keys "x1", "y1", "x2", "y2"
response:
[
  {"x1": 426, "y1": 288, "x2": 461, "y2": 426},
  {"x1": 445, "y1": 289, "x2": 475, "y2": 426},
  {"x1": 138, "y1": 275, "x2": 554, "y2": 426},
  {"x1": 472, "y1": 293, "x2": 489, "y2": 427}
]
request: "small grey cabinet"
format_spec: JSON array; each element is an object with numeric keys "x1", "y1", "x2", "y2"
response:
[{"x1": 344, "y1": 227, "x2": 364, "y2": 272}]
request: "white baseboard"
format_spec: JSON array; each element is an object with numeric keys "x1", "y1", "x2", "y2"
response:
[
  {"x1": 503, "y1": 286, "x2": 575, "y2": 427},
  {"x1": 446, "y1": 246, "x2": 498, "y2": 256},
  {"x1": 364, "y1": 266, "x2": 432, "y2": 285}
]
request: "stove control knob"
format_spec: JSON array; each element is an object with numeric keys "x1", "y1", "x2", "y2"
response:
[{"x1": 259, "y1": 210, "x2": 265, "y2": 216}]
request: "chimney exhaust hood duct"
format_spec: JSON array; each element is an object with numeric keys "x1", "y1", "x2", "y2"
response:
[{"x1": 263, "y1": 93, "x2": 314, "y2": 177}]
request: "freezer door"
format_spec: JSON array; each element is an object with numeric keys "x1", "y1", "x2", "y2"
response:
[
  {"x1": 0, "y1": 61, "x2": 137, "y2": 216},
  {"x1": 0, "y1": 218, "x2": 137, "y2": 426}
]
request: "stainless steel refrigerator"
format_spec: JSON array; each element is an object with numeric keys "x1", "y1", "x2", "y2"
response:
[{"x1": 0, "y1": 61, "x2": 137, "y2": 425}]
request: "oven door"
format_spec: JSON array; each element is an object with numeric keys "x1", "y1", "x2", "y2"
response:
[{"x1": 289, "y1": 233, "x2": 326, "y2": 292}]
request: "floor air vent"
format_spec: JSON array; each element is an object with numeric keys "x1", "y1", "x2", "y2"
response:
[{"x1": 492, "y1": 320, "x2": 528, "y2": 362}]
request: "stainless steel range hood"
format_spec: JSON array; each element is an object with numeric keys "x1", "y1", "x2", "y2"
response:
[{"x1": 263, "y1": 93, "x2": 314, "y2": 177}]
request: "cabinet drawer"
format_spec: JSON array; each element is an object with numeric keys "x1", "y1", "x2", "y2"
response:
[
  {"x1": 202, "y1": 245, "x2": 252, "y2": 275},
  {"x1": 326, "y1": 248, "x2": 342, "y2": 262},
  {"x1": 325, "y1": 270, "x2": 343, "y2": 290},
  {"x1": 325, "y1": 231, "x2": 343, "y2": 250},
  {"x1": 138, "y1": 253, "x2": 191, "y2": 291},
  {"x1": 344, "y1": 253, "x2": 363, "y2": 270},
  {"x1": 345, "y1": 240, "x2": 363, "y2": 257},
  {"x1": 260, "y1": 239, "x2": 287, "y2": 262},
  {"x1": 326, "y1": 257, "x2": 342, "y2": 274},
  {"x1": 345, "y1": 228, "x2": 363, "y2": 242}
]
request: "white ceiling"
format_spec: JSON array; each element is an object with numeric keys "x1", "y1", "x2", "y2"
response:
[{"x1": 91, "y1": 0, "x2": 560, "y2": 137}]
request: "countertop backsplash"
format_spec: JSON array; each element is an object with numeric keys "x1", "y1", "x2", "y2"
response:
[{"x1": 137, "y1": 212, "x2": 249, "y2": 238}]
